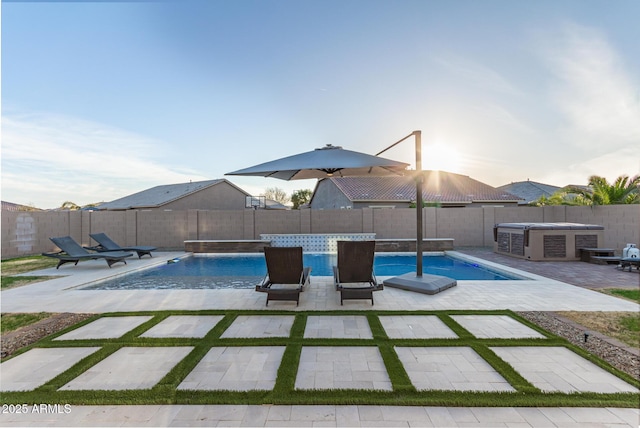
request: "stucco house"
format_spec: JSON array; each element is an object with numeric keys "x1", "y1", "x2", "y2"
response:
[
  {"x1": 97, "y1": 179, "x2": 253, "y2": 211},
  {"x1": 309, "y1": 171, "x2": 523, "y2": 209}
]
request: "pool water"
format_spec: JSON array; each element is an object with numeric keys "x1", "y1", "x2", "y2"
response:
[{"x1": 83, "y1": 253, "x2": 522, "y2": 290}]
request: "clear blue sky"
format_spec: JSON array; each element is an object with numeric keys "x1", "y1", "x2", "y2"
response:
[{"x1": 2, "y1": 0, "x2": 639, "y2": 209}]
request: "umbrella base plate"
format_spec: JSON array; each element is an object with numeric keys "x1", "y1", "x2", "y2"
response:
[{"x1": 383, "y1": 272, "x2": 456, "y2": 295}]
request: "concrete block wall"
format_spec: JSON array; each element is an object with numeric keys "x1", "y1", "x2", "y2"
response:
[
  {"x1": 542, "y1": 205, "x2": 567, "y2": 222},
  {"x1": 361, "y1": 209, "x2": 374, "y2": 233},
  {"x1": 255, "y1": 210, "x2": 303, "y2": 237},
  {"x1": 566, "y1": 205, "x2": 640, "y2": 252},
  {"x1": 197, "y1": 210, "x2": 245, "y2": 240},
  {"x1": 481, "y1": 207, "x2": 497, "y2": 246},
  {"x1": 494, "y1": 206, "x2": 544, "y2": 224},
  {"x1": 35, "y1": 211, "x2": 73, "y2": 252},
  {"x1": 242, "y1": 210, "x2": 254, "y2": 239},
  {"x1": 2, "y1": 205, "x2": 638, "y2": 258},
  {"x1": 125, "y1": 211, "x2": 139, "y2": 246},
  {"x1": 88, "y1": 211, "x2": 128, "y2": 247},
  {"x1": 436, "y1": 207, "x2": 484, "y2": 246},
  {"x1": 309, "y1": 210, "x2": 364, "y2": 234},
  {"x1": 135, "y1": 210, "x2": 189, "y2": 250},
  {"x1": 299, "y1": 210, "x2": 311, "y2": 234},
  {"x1": 68, "y1": 211, "x2": 83, "y2": 245},
  {"x1": 3, "y1": 212, "x2": 39, "y2": 255},
  {"x1": 423, "y1": 207, "x2": 437, "y2": 240},
  {"x1": 372, "y1": 209, "x2": 416, "y2": 239}
]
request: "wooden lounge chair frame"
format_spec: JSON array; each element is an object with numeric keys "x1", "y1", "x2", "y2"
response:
[
  {"x1": 42, "y1": 236, "x2": 133, "y2": 269},
  {"x1": 86, "y1": 232, "x2": 156, "y2": 258},
  {"x1": 333, "y1": 240, "x2": 383, "y2": 305},
  {"x1": 255, "y1": 246, "x2": 311, "y2": 306}
]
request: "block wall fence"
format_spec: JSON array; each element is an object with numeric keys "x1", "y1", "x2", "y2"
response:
[{"x1": 2, "y1": 205, "x2": 638, "y2": 259}]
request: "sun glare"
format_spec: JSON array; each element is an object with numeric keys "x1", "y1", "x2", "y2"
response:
[{"x1": 422, "y1": 142, "x2": 462, "y2": 173}]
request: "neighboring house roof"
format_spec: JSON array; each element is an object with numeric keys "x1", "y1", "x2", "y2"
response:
[
  {"x1": 497, "y1": 180, "x2": 561, "y2": 204},
  {"x1": 1, "y1": 201, "x2": 41, "y2": 211},
  {"x1": 98, "y1": 179, "x2": 246, "y2": 210},
  {"x1": 316, "y1": 171, "x2": 523, "y2": 204},
  {"x1": 265, "y1": 199, "x2": 290, "y2": 210}
]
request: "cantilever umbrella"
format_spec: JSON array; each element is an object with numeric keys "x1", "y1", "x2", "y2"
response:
[
  {"x1": 226, "y1": 144, "x2": 409, "y2": 180},
  {"x1": 226, "y1": 141, "x2": 454, "y2": 295}
]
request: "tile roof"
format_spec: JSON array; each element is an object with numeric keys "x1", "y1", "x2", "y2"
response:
[
  {"x1": 327, "y1": 171, "x2": 523, "y2": 203},
  {"x1": 1, "y1": 201, "x2": 42, "y2": 211},
  {"x1": 497, "y1": 180, "x2": 561, "y2": 204},
  {"x1": 98, "y1": 179, "x2": 227, "y2": 210}
]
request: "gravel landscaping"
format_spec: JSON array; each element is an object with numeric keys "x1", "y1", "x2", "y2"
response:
[
  {"x1": 517, "y1": 311, "x2": 639, "y2": 381},
  {"x1": 1, "y1": 313, "x2": 93, "y2": 359}
]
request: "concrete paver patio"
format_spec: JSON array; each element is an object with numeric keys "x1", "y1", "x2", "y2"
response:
[
  {"x1": 53, "y1": 315, "x2": 153, "y2": 340},
  {"x1": 141, "y1": 315, "x2": 224, "y2": 338},
  {"x1": 394, "y1": 346, "x2": 515, "y2": 392},
  {"x1": 177, "y1": 346, "x2": 286, "y2": 391},
  {"x1": 1, "y1": 250, "x2": 638, "y2": 427},
  {"x1": 295, "y1": 346, "x2": 393, "y2": 390},
  {"x1": 379, "y1": 315, "x2": 458, "y2": 339},
  {"x1": 490, "y1": 346, "x2": 639, "y2": 394},
  {"x1": 58, "y1": 346, "x2": 194, "y2": 391},
  {"x1": 450, "y1": 314, "x2": 546, "y2": 339},
  {"x1": 220, "y1": 314, "x2": 294, "y2": 338},
  {"x1": 0, "y1": 347, "x2": 101, "y2": 392}
]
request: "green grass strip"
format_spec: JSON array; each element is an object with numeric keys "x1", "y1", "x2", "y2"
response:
[{"x1": 1, "y1": 309, "x2": 637, "y2": 408}]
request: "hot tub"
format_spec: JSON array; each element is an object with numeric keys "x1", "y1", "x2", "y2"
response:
[{"x1": 493, "y1": 222, "x2": 604, "y2": 261}]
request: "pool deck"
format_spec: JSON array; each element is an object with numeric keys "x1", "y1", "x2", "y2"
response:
[
  {"x1": 1, "y1": 249, "x2": 639, "y2": 427},
  {"x1": 2, "y1": 250, "x2": 638, "y2": 313}
]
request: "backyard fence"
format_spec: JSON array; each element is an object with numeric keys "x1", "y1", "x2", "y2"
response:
[{"x1": 2, "y1": 205, "x2": 638, "y2": 259}]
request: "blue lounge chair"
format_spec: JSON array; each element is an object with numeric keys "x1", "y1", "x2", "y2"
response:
[
  {"x1": 87, "y1": 232, "x2": 156, "y2": 258},
  {"x1": 42, "y1": 236, "x2": 132, "y2": 269}
]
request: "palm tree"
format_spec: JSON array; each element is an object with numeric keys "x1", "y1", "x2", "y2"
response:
[
  {"x1": 565, "y1": 174, "x2": 640, "y2": 205},
  {"x1": 530, "y1": 192, "x2": 577, "y2": 206}
]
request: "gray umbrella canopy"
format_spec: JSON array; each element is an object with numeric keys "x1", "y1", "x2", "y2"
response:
[{"x1": 226, "y1": 144, "x2": 409, "y2": 180}]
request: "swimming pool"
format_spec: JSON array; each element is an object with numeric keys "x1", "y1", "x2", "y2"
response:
[{"x1": 82, "y1": 253, "x2": 523, "y2": 290}]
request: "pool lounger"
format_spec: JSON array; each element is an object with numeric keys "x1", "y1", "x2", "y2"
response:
[
  {"x1": 43, "y1": 236, "x2": 132, "y2": 269},
  {"x1": 256, "y1": 246, "x2": 311, "y2": 306},
  {"x1": 86, "y1": 232, "x2": 156, "y2": 259}
]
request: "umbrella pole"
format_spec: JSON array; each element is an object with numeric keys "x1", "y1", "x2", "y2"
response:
[
  {"x1": 380, "y1": 130, "x2": 456, "y2": 295},
  {"x1": 414, "y1": 131, "x2": 423, "y2": 277},
  {"x1": 376, "y1": 130, "x2": 424, "y2": 276}
]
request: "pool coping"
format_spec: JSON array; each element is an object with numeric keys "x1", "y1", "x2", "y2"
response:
[{"x1": 74, "y1": 251, "x2": 533, "y2": 291}]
